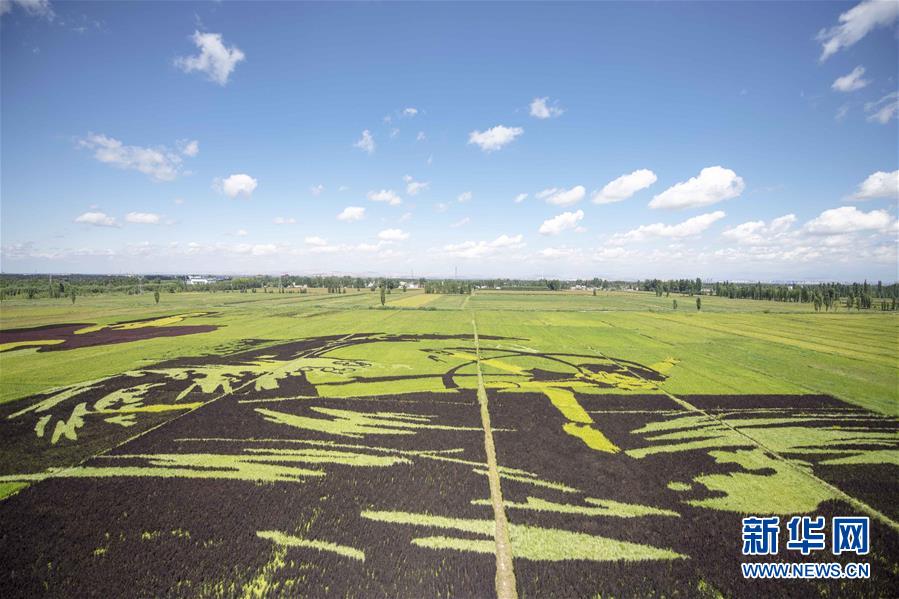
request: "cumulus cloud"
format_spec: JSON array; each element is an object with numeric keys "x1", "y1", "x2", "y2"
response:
[
  {"x1": 178, "y1": 139, "x2": 200, "y2": 157},
  {"x1": 77, "y1": 133, "x2": 191, "y2": 182},
  {"x1": 0, "y1": 0, "x2": 54, "y2": 20},
  {"x1": 403, "y1": 175, "x2": 429, "y2": 196},
  {"x1": 537, "y1": 185, "x2": 586, "y2": 206},
  {"x1": 416, "y1": 131, "x2": 427, "y2": 142},
  {"x1": 402, "y1": 107, "x2": 419, "y2": 117},
  {"x1": 804, "y1": 206, "x2": 894, "y2": 234},
  {"x1": 273, "y1": 216, "x2": 296, "y2": 225},
  {"x1": 337, "y1": 206, "x2": 365, "y2": 221},
  {"x1": 612, "y1": 211, "x2": 726, "y2": 243},
  {"x1": 234, "y1": 243, "x2": 277, "y2": 256},
  {"x1": 236, "y1": 229, "x2": 248, "y2": 237},
  {"x1": 310, "y1": 184, "x2": 324, "y2": 196},
  {"x1": 865, "y1": 92, "x2": 898, "y2": 124},
  {"x1": 367, "y1": 189, "x2": 402, "y2": 206},
  {"x1": 216, "y1": 173, "x2": 258, "y2": 198},
  {"x1": 305, "y1": 236, "x2": 327, "y2": 246},
  {"x1": 593, "y1": 169, "x2": 657, "y2": 204},
  {"x1": 175, "y1": 31, "x2": 245, "y2": 85},
  {"x1": 457, "y1": 191, "x2": 473, "y2": 203},
  {"x1": 75, "y1": 211, "x2": 117, "y2": 227},
  {"x1": 817, "y1": 0, "x2": 899, "y2": 61},
  {"x1": 468, "y1": 125, "x2": 524, "y2": 152},
  {"x1": 451, "y1": 217, "x2": 471, "y2": 228},
  {"x1": 354, "y1": 129, "x2": 375, "y2": 154},
  {"x1": 537, "y1": 247, "x2": 578, "y2": 259},
  {"x1": 722, "y1": 214, "x2": 796, "y2": 245},
  {"x1": 851, "y1": 170, "x2": 899, "y2": 200},
  {"x1": 378, "y1": 228, "x2": 409, "y2": 241},
  {"x1": 539, "y1": 210, "x2": 585, "y2": 235},
  {"x1": 514, "y1": 193, "x2": 528, "y2": 204},
  {"x1": 125, "y1": 212, "x2": 161, "y2": 225},
  {"x1": 832, "y1": 66, "x2": 870, "y2": 92},
  {"x1": 529, "y1": 97, "x2": 564, "y2": 119},
  {"x1": 441, "y1": 234, "x2": 525, "y2": 259},
  {"x1": 649, "y1": 166, "x2": 744, "y2": 210}
]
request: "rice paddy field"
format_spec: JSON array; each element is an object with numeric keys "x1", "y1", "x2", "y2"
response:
[{"x1": 0, "y1": 289, "x2": 896, "y2": 598}]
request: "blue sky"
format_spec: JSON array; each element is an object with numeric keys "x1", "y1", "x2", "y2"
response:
[{"x1": 1, "y1": 0, "x2": 897, "y2": 280}]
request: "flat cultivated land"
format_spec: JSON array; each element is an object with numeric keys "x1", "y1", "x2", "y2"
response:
[{"x1": 0, "y1": 290, "x2": 897, "y2": 597}]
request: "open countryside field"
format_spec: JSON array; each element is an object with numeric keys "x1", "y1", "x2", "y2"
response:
[{"x1": 0, "y1": 289, "x2": 896, "y2": 598}]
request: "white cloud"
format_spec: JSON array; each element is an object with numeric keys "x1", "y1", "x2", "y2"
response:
[
  {"x1": 594, "y1": 247, "x2": 633, "y2": 260},
  {"x1": 468, "y1": 125, "x2": 524, "y2": 152},
  {"x1": 178, "y1": 139, "x2": 200, "y2": 157},
  {"x1": 399, "y1": 212, "x2": 412, "y2": 223},
  {"x1": 434, "y1": 202, "x2": 448, "y2": 213},
  {"x1": 416, "y1": 131, "x2": 427, "y2": 142},
  {"x1": 441, "y1": 234, "x2": 525, "y2": 259},
  {"x1": 538, "y1": 185, "x2": 586, "y2": 206},
  {"x1": 539, "y1": 210, "x2": 584, "y2": 235},
  {"x1": 367, "y1": 189, "x2": 402, "y2": 206},
  {"x1": 649, "y1": 166, "x2": 744, "y2": 209},
  {"x1": 865, "y1": 92, "x2": 898, "y2": 124},
  {"x1": 817, "y1": 0, "x2": 899, "y2": 61},
  {"x1": 236, "y1": 229, "x2": 248, "y2": 237},
  {"x1": 402, "y1": 107, "x2": 419, "y2": 117},
  {"x1": 175, "y1": 31, "x2": 245, "y2": 85},
  {"x1": 234, "y1": 243, "x2": 277, "y2": 256},
  {"x1": 217, "y1": 173, "x2": 258, "y2": 198},
  {"x1": 457, "y1": 191, "x2": 473, "y2": 203},
  {"x1": 0, "y1": 0, "x2": 54, "y2": 19},
  {"x1": 612, "y1": 211, "x2": 726, "y2": 243},
  {"x1": 832, "y1": 66, "x2": 870, "y2": 92},
  {"x1": 805, "y1": 206, "x2": 894, "y2": 234},
  {"x1": 273, "y1": 216, "x2": 296, "y2": 225},
  {"x1": 75, "y1": 211, "x2": 117, "y2": 227},
  {"x1": 722, "y1": 214, "x2": 796, "y2": 245},
  {"x1": 537, "y1": 247, "x2": 577, "y2": 259},
  {"x1": 337, "y1": 206, "x2": 365, "y2": 221},
  {"x1": 593, "y1": 169, "x2": 657, "y2": 204},
  {"x1": 529, "y1": 97, "x2": 564, "y2": 119},
  {"x1": 305, "y1": 236, "x2": 328, "y2": 246},
  {"x1": 125, "y1": 212, "x2": 161, "y2": 225},
  {"x1": 390, "y1": 128, "x2": 400, "y2": 139},
  {"x1": 338, "y1": 185, "x2": 350, "y2": 192},
  {"x1": 354, "y1": 130, "x2": 375, "y2": 154},
  {"x1": 310, "y1": 184, "x2": 325, "y2": 196},
  {"x1": 451, "y1": 217, "x2": 471, "y2": 228},
  {"x1": 851, "y1": 170, "x2": 899, "y2": 200},
  {"x1": 378, "y1": 228, "x2": 409, "y2": 241},
  {"x1": 403, "y1": 175, "x2": 429, "y2": 196},
  {"x1": 78, "y1": 133, "x2": 190, "y2": 182},
  {"x1": 514, "y1": 193, "x2": 528, "y2": 204},
  {"x1": 835, "y1": 104, "x2": 850, "y2": 121}
]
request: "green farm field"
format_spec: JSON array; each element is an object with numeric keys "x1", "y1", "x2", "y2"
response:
[{"x1": 0, "y1": 289, "x2": 897, "y2": 597}]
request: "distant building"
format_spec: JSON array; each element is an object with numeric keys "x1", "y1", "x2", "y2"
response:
[{"x1": 186, "y1": 276, "x2": 211, "y2": 286}]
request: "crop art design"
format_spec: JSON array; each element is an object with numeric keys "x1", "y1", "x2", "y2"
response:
[
  {"x1": 0, "y1": 332, "x2": 897, "y2": 597},
  {"x1": 0, "y1": 312, "x2": 218, "y2": 352}
]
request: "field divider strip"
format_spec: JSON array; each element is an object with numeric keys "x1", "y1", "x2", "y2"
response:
[
  {"x1": 585, "y1": 344, "x2": 899, "y2": 534},
  {"x1": 471, "y1": 315, "x2": 518, "y2": 599}
]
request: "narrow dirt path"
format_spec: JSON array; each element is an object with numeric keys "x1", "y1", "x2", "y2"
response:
[{"x1": 471, "y1": 315, "x2": 518, "y2": 599}]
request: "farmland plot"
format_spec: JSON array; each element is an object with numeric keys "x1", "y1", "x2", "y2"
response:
[{"x1": 0, "y1": 292, "x2": 897, "y2": 597}]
